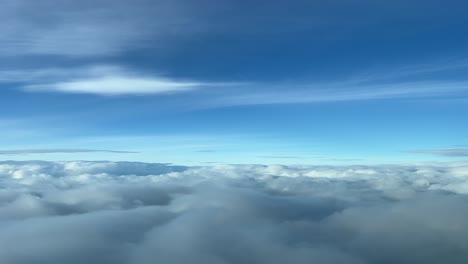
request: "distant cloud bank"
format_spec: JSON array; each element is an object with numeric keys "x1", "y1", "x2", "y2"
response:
[
  {"x1": 405, "y1": 148, "x2": 468, "y2": 157},
  {"x1": 0, "y1": 160, "x2": 467, "y2": 263}
]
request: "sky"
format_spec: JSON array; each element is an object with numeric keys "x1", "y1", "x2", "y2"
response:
[
  {"x1": 2, "y1": 2, "x2": 468, "y2": 263},
  {"x1": 1, "y1": 0, "x2": 468, "y2": 165}
]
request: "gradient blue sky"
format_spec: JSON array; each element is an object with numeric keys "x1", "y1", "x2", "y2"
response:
[{"x1": 1, "y1": 0, "x2": 467, "y2": 164}]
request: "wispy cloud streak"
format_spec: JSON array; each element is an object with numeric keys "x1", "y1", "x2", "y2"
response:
[
  {"x1": 213, "y1": 80, "x2": 468, "y2": 106},
  {"x1": 0, "y1": 149, "x2": 138, "y2": 155},
  {"x1": 405, "y1": 148, "x2": 468, "y2": 157}
]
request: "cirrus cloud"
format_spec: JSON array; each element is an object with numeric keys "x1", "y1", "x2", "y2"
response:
[{"x1": 0, "y1": 149, "x2": 138, "y2": 155}]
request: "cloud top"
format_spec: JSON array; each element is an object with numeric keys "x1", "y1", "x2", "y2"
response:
[{"x1": 0, "y1": 160, "x2": 468, "y2": 263}]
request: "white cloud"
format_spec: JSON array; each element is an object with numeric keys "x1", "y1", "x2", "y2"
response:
[
  {"x1": 0, "y1": 65, "x2": 221, "y2": 95},
  {"x1": 25, "y1": 76, "x2": 207, "y2": 95},
  {"x1": 0, "y1": 160, "x2": 468, "y2": 263}
]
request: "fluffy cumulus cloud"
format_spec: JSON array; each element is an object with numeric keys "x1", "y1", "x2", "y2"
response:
[{"x1": 0, "y1": 160, "x2": 468, "y2": 263}]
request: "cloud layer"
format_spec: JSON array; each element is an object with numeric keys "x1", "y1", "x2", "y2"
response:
[{"x1": 0, "y1": 160, "x2": 468, "y2": 263}]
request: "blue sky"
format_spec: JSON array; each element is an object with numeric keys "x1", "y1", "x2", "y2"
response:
[{"x1": 1, "y1": 0, "x2": 468, "y2": 164}]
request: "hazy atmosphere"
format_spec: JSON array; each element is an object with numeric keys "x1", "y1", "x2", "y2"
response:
[{"x1": 1, "y1": 0, "x2": 468, "y2": 263}]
